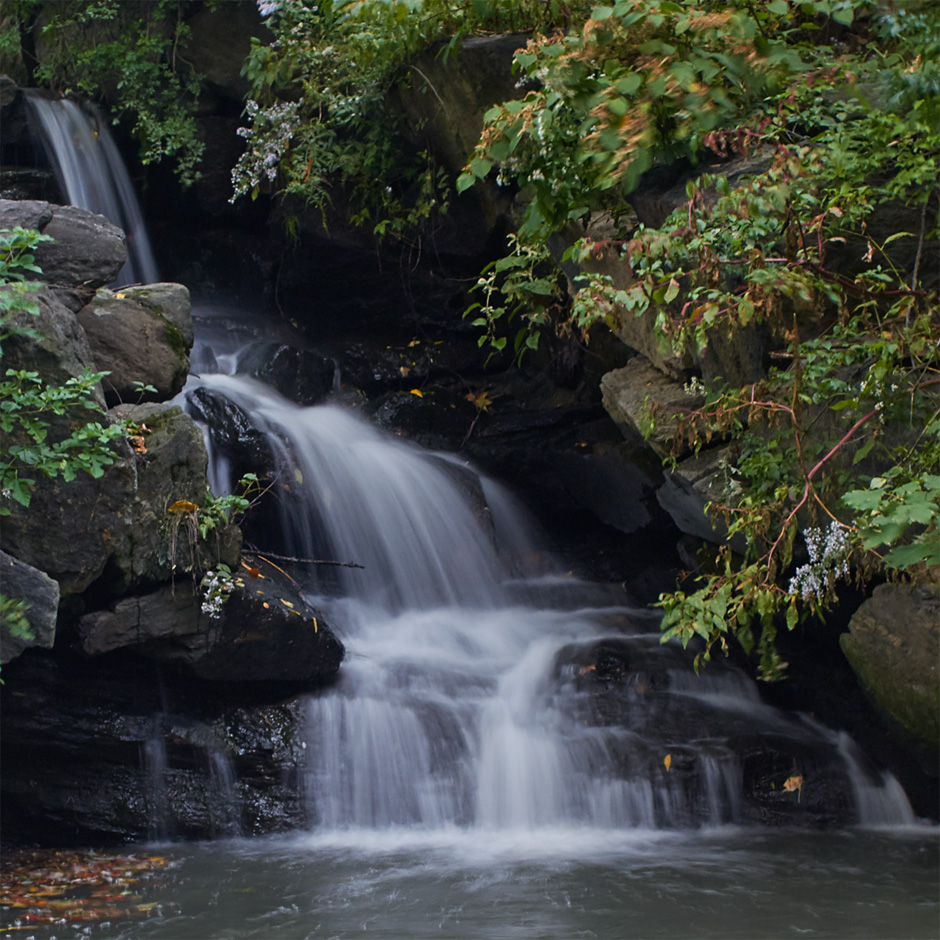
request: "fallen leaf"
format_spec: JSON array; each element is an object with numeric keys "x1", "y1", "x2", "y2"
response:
[
  {"x1": 783, "y1": 774, "x2": 803, "y2": 794},
  {"x1": 410, "y1": 388, "x2": 423, "y2": 397},
  {"x1": 580, "y1": 664, "x2": 596, "y2": 675},
  {"x1": 399, "y1": 365, "x2": 411, "y2": 376},
  {"x1": 664, "y1": 754, "x2": 672, "y2": 772},
  {"x1": 294, "y1": 467, "x2": 303, "y2": 485},
  {"x1": 129, "y1": 435, "x2": 147, "y2": 455},
  {"x1": 167, "y1": 499, "x2": 198, "y2": 514},
  {"x1": 241, "y1": 561, "x2": 263, "y2": 579}
]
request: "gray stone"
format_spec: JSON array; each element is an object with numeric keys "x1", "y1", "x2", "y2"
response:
[
  {"x1": 78, "y1": 568, "x2": 344, "y2": 684},
  {"x1": 600, "y1": 356, "x2": 704, "y2": 457},
  {"x1": 32, "y1": 204, "x2": 127, "y2": 289},
  {"x1": 841, "y1": 583, "x2": 940, "y2": 767},
  {"x1": 655, "y1": 445, "x2": 748, "y2": 553},
  {"x1": 77, "y1": 283, "x2": 193, "y2": 405},
  {"x1": 0, "y1": 550, "x2": 59, "y2": 663},
  {"x1": 106, "y1": 402, "x2": 238, "y2": 594},
  {"x1": 1, "y1": 286, "x2": 106, "y2": 401},
  {"x1": 0, "y1": 197, "x2": 54, "y2": 232}
]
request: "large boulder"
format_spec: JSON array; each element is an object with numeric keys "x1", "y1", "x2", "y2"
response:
[
  {"x1": 104, "y1": 402, "x2": 238, "y2": 595},
  {"x1": 600, "y1": 355, "x2": 704, "y2": 457},
  {"x1": 1, "y1": 284, "x2": 106, "y2": 400},
  {"x1": 840, "y1": 583, "x2": 940, "y2": 772},
  {"x1": 0, "y1": 550, "x2": 59, "y2": 664},
  {"x1": 0, "y1": 441, "x2": 137, "y2": 598},
  {"x1": 0, "y1": 199, "x2": 126, "y2": 290},
  {"x1": 76, "y1": 283, "x2": 194, "y2": 405}
]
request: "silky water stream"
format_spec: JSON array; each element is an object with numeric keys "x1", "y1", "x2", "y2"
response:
[{"x1": 47, "y1": 314, "x2": 928, "y2": 940}]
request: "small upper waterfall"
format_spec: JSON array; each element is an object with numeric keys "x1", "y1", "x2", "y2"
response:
[{"x1": 25, "y1": 92, "x2": 159, "y2": 286}]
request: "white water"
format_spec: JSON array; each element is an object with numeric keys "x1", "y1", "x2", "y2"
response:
[
  {"x1": 25, "y1": 92, "x2": 160, "y2": 286},
  {"x1": 186, "y1": 362, "x2": 916, "y2": 834}
]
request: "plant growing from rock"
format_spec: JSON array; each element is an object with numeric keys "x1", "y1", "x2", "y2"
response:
[{"x1": 0, "y1": 228, "x2": 125, "y2": 515}]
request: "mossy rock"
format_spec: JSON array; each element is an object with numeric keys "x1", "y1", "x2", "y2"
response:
[{"x1": 841, "y1": 583, "x2": 940, "y2": 769}]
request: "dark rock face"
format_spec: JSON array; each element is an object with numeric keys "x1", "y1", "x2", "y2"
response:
[
  {"x1": 78, "y1": 564, "x2": 342, "y2": 685},
  {"x1": 554, "y1": 636, "x2": 860, "y2": 828},
  {"x1": 0, "y1": 651, "x2": 322, "y2": 844},
  {"x1": 186, "y1": 386, "x2": 275, "y2": 472},
  {"x1": 255, "y1": 344, "x2": 335, "y2": 406},
  {"x1": 104, "y1": 403, "x2": 232, "y2": 596},
  {"x1": 1, "y1": 441, "x2": 137, "y2": 598},
  {"x1": 0, "y1": 550, "x2": 59, "y2": 663},
  {"x1": 77, "y1": 283, "x2": 194, "y2": 406},
  {"x1": 33, "y1": 203, "x2": 126, "y2": 289}
]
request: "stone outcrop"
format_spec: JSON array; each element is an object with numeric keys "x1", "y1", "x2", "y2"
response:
[
  {"x1": 0, "y1": 199, "x2": 126, "y2": 291},
  {"x1": 77, "y1": 564, "x2": 342, "y2": 684},
  {"x1": 841, "y1": 584, "x2": 940, "y2": 772},
  {"x1": 77, "y1": 283, "x2": 194, "y2": 405},
  {"x1": 0, "y1": 550, "x2": 59, "y2": 663}
]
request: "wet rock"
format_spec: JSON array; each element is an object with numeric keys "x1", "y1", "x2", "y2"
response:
[
  {"x1": 186, "y1": 386, "x2": 275, "y2": 471},
  {"x1": 0, "y1": 651, "x2": 316, "y2": 844},
  {"x1": 77, "y1": 283, "x2": 194, "y2": 406},
  {"x1": 0, "y1": 550, "x2": 59, "y2": 664},
  {"x1": 554, "y1": 635, "x2": 862, "y2": 828},
  {"x1": 841, "y1": 583, "x2": 940, "y2": 771},
  {"x1": 255, "y1": 344, "x2": 334, "y2": 405},
  {"x1": 78, "y1": 565, "x2": 343, "y2": 685}
]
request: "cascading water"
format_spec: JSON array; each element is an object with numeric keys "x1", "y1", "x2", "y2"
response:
[
  {"x1": 25, "y1": 92, "x2": 159, "y2": 286},
  {"x1": 186, "y1": 349, "x2": 916, "y2": 835}
]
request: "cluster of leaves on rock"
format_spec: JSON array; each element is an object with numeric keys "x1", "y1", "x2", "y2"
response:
[
  {"x1": 5, "y1": 0, "x2": 205, "y2": 184},
  {"x1": 460, "y1": 0, "x2": 938, "y2": 677},
  {"x1": 0, "y1": 227, "x2": 124, "y2": 516},
  {"x1": 230, "y1": 0, "x2": 593, "y2": 239}
]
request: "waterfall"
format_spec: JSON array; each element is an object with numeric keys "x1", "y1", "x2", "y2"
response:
[
  {"x1": 25, "y1": 92, "x2": 159, "y2": 286},
  {"x1": 187, "y1": 369, "x2": 917, "y2": 833}
]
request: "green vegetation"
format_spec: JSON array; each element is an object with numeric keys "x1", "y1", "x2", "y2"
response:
[
  {"x1": 459, "y1": 0, "x2": 939, "y2": 677},
  {"x1": 5, "y1": 0, "x2": 204, "y2": 184},
  {"x1": 232, "y1": 0, "x2": 592, "y2": 238},
  {"x1": 0, "y1": 227, "x2": 124, "y2": 515}
]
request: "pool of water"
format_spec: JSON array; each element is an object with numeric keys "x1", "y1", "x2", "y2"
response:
[{"x1": 10, "y1": 826, "x2": 936, "y2": 939}]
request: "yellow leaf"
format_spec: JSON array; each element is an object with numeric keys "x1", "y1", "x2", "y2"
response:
[
  {"x1": 410, "y1": 389, "x2": 423, "y2": 397},
  {"x1": 167, "y1": 499, "x2": 198, "y2": 514},
  {"x1": 294, "y1": 467, "x2": 303, "y2": 485},
  {"x1": 664, "y1": 754, "x2": 672, "y2": 772},
  {"x1": 312, "y1": 616, "x2": 318, "y2": 633},
  {"x1": 399, "y1": 365, "x2": 411, "y2": 376},
  {"x1": 115, "y1": 291, "x2": 125, "y2": 299},
  {"x1": 280, "y1": 599, "x2": 294, "y2": 608},
  {"x1": 262, "y1": 602, "x2": 270, "y2": 609},
  {"x1": 783, "y1": 774, "x2": 803, "y2": 793}
]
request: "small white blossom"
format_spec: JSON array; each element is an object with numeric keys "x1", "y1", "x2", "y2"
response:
[{"x1": 788, "y1": 521, "x2": 852, "y2": 601}]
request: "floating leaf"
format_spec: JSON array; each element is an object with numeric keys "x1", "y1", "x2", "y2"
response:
[
  {"x1": 410, "y1": 388, "x2": 423, "y2": 397},
  {"x1": 294, "y1": 467, "x2": 303, "y2": 485},
  {"x1": 664, "y1": 754, "x2": 672, "y2": 772}
]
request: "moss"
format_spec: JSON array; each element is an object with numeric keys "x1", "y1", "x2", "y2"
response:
[{"x1": 160, "y1": 317, "x2": 188, "y2": 358}]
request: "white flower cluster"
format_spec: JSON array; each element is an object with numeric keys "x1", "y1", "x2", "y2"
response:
[
  {"x1": 230, "y1": 98, "x2": 303, "y2": 202},
  {"x1": 788, "y1": 521, "x2": 852, "y2": 601},
  {"x1": 257, "y1": 0, "x2": 280, "y2": 17},
  {"x1": 201, "y1": 568, "x2": 235, "y2": 619}
]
